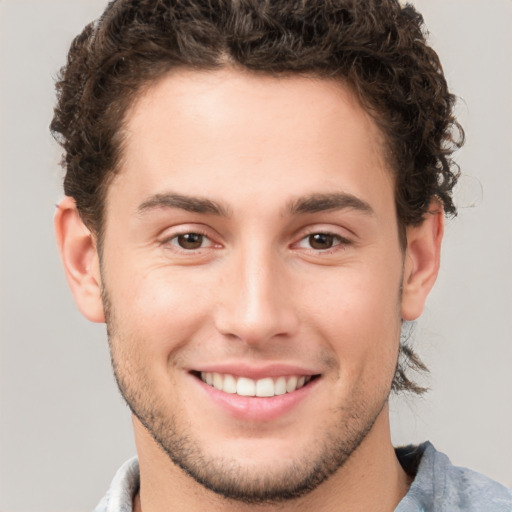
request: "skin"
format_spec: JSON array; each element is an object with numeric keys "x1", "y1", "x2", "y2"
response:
[{"x1": 55, "y1": 68, "x2": 443, "y2": 511}]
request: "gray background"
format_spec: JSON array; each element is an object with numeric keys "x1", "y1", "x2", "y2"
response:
[{"x1": 0, "y1": 0, "x2": 511, "y2": 510}]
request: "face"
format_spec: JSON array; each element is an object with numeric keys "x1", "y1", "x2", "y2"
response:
[{"x1": 100, "y1": 69, "x2": 406, "y2": 502}]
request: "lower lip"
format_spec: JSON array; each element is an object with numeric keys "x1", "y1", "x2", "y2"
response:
[{"x1": 193, "y1": 376, "x2": 320, "y2": 422}]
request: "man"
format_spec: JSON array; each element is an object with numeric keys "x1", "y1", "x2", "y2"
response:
[{"x1": 51, "y1": 0, "x2": 512, "y2": 510}]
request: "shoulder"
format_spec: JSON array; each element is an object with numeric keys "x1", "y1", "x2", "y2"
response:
[
  {"x1": 396, "y1": 442, "x2": 512, "y2": 512},
  {"x1": 93, "y1": 457, "x2": 140, "y2": 512}
]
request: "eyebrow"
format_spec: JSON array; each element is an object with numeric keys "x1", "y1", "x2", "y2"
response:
[
  {"x1": 287, "y1": 192, "x2": 374, "y2": 216},
  {"x1": 137, "y1": 193, "x2": 231, "y2": 217},
  {"x1": 136, "y1": 191, "x2": 373, "y2": 218}
]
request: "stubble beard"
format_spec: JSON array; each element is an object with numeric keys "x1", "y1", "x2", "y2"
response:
[{"x1": 102, "y1": 287, "x2": 394, "y2": 505}]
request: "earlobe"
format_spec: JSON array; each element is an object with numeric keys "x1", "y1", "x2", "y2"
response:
[
  {"x1": 54, "y1": 197, "x2": 105, "y2": 323},
  {"x1": 401, "y1": 202, "x2": 444, "y2": 321}
]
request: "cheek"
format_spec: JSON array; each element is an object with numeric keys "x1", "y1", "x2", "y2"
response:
[
  {"x1": 302, "y1": 264, "x2": 402, "y2": 375},
  {"x1": 106, "y1": 265, "x2": 216, "y2": 362}
]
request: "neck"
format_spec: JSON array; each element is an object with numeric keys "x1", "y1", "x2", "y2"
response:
[{"x1": 132, "y1": 406, "x2": 410, "y2": 512}]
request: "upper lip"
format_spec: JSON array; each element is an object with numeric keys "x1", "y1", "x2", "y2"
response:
[{"x1": 190, "y1": 363, "x2": 320, "y2": 380}]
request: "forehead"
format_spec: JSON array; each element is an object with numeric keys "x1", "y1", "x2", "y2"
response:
[{"x1": 109, "y1": 68, "x2": 393, "y2": 218}]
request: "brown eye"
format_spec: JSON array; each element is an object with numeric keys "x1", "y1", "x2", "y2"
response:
[
  {"x1": 308, "y1": 233, "x2": 336, "y2": 250},
  {"x1": 177, "y1": 233, "x2": 204, "y2": 249}
]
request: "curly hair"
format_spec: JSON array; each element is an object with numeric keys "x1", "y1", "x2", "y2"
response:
[{"x1": 51, "y1": 0, "x2": 464, "y2": 393}]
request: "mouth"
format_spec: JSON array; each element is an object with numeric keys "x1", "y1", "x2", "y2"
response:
[{"x1": 192, "y1": 371, "x2": 320, "y2": 398}]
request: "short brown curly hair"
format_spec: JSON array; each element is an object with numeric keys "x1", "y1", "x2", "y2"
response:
[{"x1": 51, "y1": 0, "x2": 463, "y2": 393}]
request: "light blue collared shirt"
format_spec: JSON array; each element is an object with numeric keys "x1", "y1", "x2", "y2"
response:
[{"x1": 94, "y1": 442, "x2": 512, "y2": 511}]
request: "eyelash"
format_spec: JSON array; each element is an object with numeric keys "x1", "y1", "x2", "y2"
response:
[
  {"x1": 161, "y1": 229, "x2": 351, "y2": 254},
  {"x1": 161, "y1": 229, "x2": 217, "y2": 252},
  {"x1": 294, "y1": 231, "x2": 351, "y2": 253}
]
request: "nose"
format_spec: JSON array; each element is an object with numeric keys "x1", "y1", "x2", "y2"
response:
[{"x1": 214, "y1": 245, "x2": 299, "y2": 346}]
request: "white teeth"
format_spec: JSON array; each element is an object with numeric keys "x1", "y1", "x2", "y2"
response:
[
  {"x1": 274, "y1": 376, "x2": 287, "y2": 396},
  {"x1": 223, "y1": 374, "x2": 237, "y2": 394},
  {"x1": 237, "y1": 377, "x2": 256, "y2": 396},
  {"x1": 256, "y1": 378, "x2": 274, "y2": 397},
  {"x1": 213, "y1": 372, "x2": 223, "y2": 391},
  {"x1": 286, "y1": 376, "x2": 298, "y2": 393},
  {"x1": 199, "y1": 372, "x2": 314, "y2": 397}
]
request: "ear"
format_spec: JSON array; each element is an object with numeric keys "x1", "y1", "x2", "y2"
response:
[
  {"x1": 54, "y1": 196, "x2": 105, "y2": 323},
  {"x1": 401, "y1": 202, "x2": 444, "y2": 321}
]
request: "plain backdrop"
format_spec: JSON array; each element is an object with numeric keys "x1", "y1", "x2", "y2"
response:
[{"x1": 0, "y1": 0, "x2": 511, "y2": 510}]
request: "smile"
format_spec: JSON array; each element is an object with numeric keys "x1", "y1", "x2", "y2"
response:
[{"x1": 199, "y1": 372, "x2": 314, "y2": 397}]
